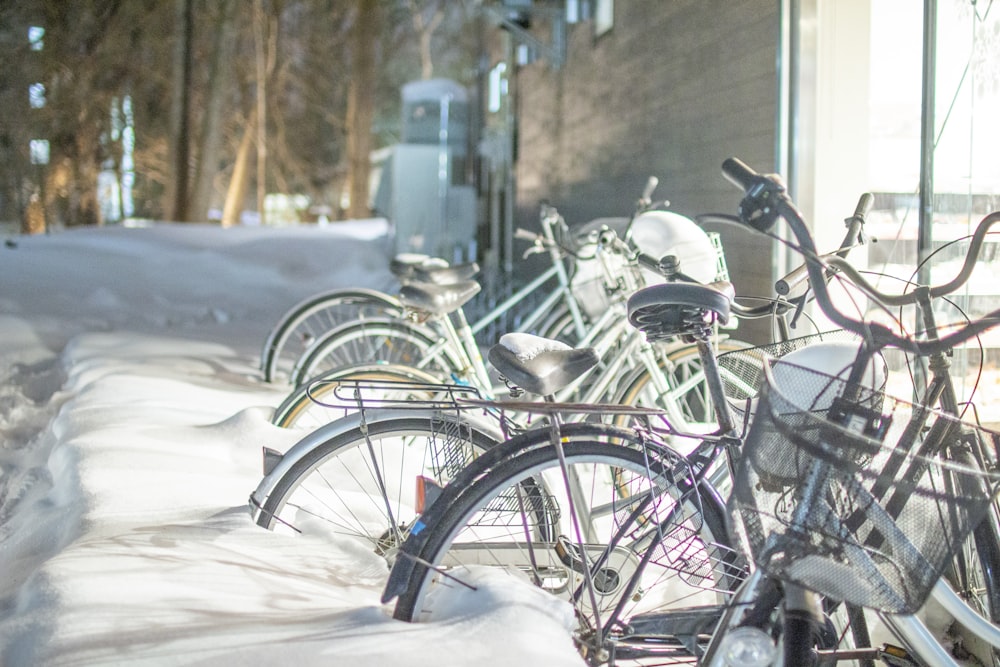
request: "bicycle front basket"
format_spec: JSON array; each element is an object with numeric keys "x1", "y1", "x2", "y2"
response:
[
  {"x1": 731, "y1": 357, "x2": 1000, "y2": 614},
  {"x1": 715, "y1": 330, "x2": 862, "y2": 401}
]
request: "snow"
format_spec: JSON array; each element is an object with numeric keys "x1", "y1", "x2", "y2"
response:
[{"x1": 0, "y1": 221, "x2": 584, "y2": 666}]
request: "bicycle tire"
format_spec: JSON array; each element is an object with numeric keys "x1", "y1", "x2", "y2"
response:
[
  {"x1": 612, "y1": 338, "x2": 750, "y2": 435},
  {"x1": 261, "y1": 288, "x2": 402, "y2": 384},
  {"x1": 271, "y1": 363, "x2": 444, "y2": 430},
  {"x1": 290, "y1": 318, "x2": 463, "y2": 387},
  {"x1": 393, "y1": 431, "x2": 741, "y2": 660},
  {"x1": 254, "y1": 414, "x2": 503, "y2": 558},
  {"x1": 535, "y1": 302, "x2": 586, "y2": 345},
  {"x1": 948, "y1": 459, "x2": 1000, "y2": 666}
]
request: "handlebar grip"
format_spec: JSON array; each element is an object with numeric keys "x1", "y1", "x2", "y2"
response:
[
  {"x1": 641, "y1": 176, "x2": 659, "y2": 202},
  {"x1": 853, "y1": 192, "x2": 874, "y2": 219},
  {"x1": 515, "y1": 228, "x2": 540, "y2": 241},
  {"x1": 722, "y1": 157, "x2": 758, "y2": 190},
  {"x1": 774, "y1": 264, "x2": 809, "y2": 296},
  {"x1": 636, "y1": 252, "x2": 660, "y2": 273}
]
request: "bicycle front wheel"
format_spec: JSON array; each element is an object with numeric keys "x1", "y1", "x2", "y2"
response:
[
  {"x1": 948, "y1": 476, "x2": 1000, "y2": 665},
  {"x1": 253, "y1": 414, "x2": 502, "y2": 559},
  {"x1": 613, "y1": 337, "x2": 749, "y2": 435},
  {"x1": 393, "y1": 434, "x2": 741, "y2": 661}
]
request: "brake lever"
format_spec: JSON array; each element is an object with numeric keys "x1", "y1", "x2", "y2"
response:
[
  {"x1": 522, "y1": 243, "x2": 546, "y2": 259},
  {"x1": 788, "y1": 291, "x2": 808, "y2": 329}
]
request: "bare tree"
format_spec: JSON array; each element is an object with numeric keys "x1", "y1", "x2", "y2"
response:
[
  {"x1": 407, "y1": 0, "x2": 444, "y2": 80},
  {"x1": 406, "y1": 0, "x2": 444, "y2": 79},
  {"x1": 191, "y1": 0, "x2": 238, "y2": 222},
  {"x1": 170, "y1": 0, "x2": 194, "y2": 221},
  {"x1": 0, "y1": 0, "x2": 479, "y2": 230},
  {"x1": 221, "y1": 106, "x2": 256, "y2": 228},
  {"x1": 252, "y1": 0, "x2": 278, "y2": 225},
  {"x1": 344, "y1": 0, "x2": 380, "y2": 220}
]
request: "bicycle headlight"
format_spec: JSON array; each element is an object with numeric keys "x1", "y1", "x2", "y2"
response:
[{"x1": 719, "y1": 626, "x2": 776, "y2": 667}]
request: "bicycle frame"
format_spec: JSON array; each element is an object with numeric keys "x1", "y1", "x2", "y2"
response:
[
  {"x1": 262, "y1": 206, "x2": 594, "y2": 384},
  {"x1": 709, "y1": 158, "x2": 1000, "y2": 666},
  {"x1": 470, "y1": 209, "x2": 591, "y2": 341}
]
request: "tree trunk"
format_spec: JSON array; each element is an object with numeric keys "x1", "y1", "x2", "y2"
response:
[
  {"x1": 191, "y1": 0, "x2": 237, "y2": 223},
  {"x1": 221, "y1": 107, "x2": 257, "y2": 228},
  {"x1": 345, "y1": 0, "x2": 380, "y2": 220},
  {"x1": 170, "y1": 0, "x2": 195, "y2": 222},
  {"x1": 408, "y1": 1, "x2": 443, "y2": 80},
  {"x1": 254, "y1": 0, "x2": 268, "y2": 226},
  {"x1": 22, "y1": 193, "x2": 45, "y2": 235}
]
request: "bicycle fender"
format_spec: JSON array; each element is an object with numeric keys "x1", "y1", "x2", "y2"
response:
[{"x1": 248, "y1": 409, "x2": 506, "y2": 522}]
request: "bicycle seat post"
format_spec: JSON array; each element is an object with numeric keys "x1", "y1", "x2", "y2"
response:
[
  {"x1": 444, "y1": 301, "x2": 494, "y2": 391},
  {"x1": 626, "y1": 280, "x2": 738, "y2": 436}
]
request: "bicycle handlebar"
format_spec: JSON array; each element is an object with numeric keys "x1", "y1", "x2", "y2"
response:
[
  {"x1": 774, "y1": 193, "x2": 873, "y2": 296},
  {"x1": 639, "y1": 176, "x2": 659, "y2": 210},
  {"x1": 721, "y1": 156, "x2": 1000, "y2": 354},
  {"x1": 514, "y1": 228, "x2": 543, "y2": 242}
]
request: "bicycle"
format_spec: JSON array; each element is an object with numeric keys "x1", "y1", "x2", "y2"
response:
[
  {"x1": 382, "y1": 160, "x2": 1000, "y2": 665},
  {"x1": 269, "y1": 213, "x2": 738, "y2": 431},
  {"x1": 703, "y1": 157, "x2": 1000, "y2": 666},
  {"x1": 379, "y1": 310, "x2": 883, "y2": 664},
  {"x1": 259, "y1": 179, "x2": 675, "y2": 385}
]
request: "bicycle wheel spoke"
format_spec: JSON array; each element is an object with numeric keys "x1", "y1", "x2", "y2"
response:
[
  {"x1": 255, "y1": 417, "x2": 500, "y2": 560},
  {"x1": 395, "y1": 435, "x2": 741, "y2": 662}
]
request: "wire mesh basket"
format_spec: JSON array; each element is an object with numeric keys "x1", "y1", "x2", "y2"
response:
[
  {"x1": 731, "y1": 357, "x2": 1000, "y2": 613},
  {"x1": 715, "y1": 329, "x2": 874, "y2": 437},
  {"x1": 716, "y1": 330, "x2": 862, "y2": 401}
]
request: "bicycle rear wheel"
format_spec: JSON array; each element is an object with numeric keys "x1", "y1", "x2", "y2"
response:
[
  {"x1": 253, "y1": 414, "x2": 502, "y2": 558},
  {"x1": 261, "y1": 289, "x2": 401, "y2": 384},
  {"x1": 271, "y1": 363, "x2": 444, "y2": 430},
  {"x1": 393, "y1": 433, "x2": 742, "y2": 662},
  {"x1": 290, "y1": 318, "x2": 463, "y2": 387}
]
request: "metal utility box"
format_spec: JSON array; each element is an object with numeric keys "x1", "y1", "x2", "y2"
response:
[{"x1": 381, "y1": 79, "x2": 477, "y2": 263}]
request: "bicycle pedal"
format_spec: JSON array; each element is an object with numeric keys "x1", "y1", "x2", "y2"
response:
[
  {"x1": 877, "y1": 643, "x2": 920, "y2": 667},
  {"x1": 623, "y1": 606, "x2": 723, "y2": 659},
  {"x1": 626, "y1": 605, "x2": 724, "y2": 636}
]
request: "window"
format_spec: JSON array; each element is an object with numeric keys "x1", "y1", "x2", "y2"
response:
[
  {"x1": 28, "y1": 26, "x2": 44, "y2": 51},
  {"x1": 29, "y1": 83, "x2": 45, "y2": 109},
  {"x1": 594, "y1": 0, "x2": 613, "y2": 37},
  {"x1": 29, "y1": 139, "x2": 49, "y2": 165}
]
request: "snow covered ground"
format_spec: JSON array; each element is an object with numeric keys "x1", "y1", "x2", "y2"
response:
[{"x1": 0, "y1": 221, "x2": 584, "y2": 666}]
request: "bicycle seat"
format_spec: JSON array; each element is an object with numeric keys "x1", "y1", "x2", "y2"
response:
[
  {"x1": 627, "y1": 281, "x2": 734, "y2": 340},
  {"x1": 410, "y1": 261, "x2": 480, "y2": 285},
  {"x1": 488, "y1": 332, "x2": 600, "y2": 397},
  {"x1": 397, "y1": 280, "x2": 481, "y2": 316},
  {"x1": 389, "y1": 253, "x2": 448, "y2": 279}
]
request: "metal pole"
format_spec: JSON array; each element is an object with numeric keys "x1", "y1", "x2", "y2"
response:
[
  {"x1": 918, "y1": 0, "x2": 937, "y2": 285},
  {"x1": 504, "y1": 37, "x2": 516, "y2": 282},
  {"x1": 915, "y1": 0, "x2": 937, "y2": 395},
  {"x1": 439, "y1": 93, "x2": 451, "y2": 260}
]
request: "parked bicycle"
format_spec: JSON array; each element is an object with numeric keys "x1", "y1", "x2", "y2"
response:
[
  {"x1": 249, "y1": 222, "x2": 744, "y2": 561},
  {"x1": 703, "y1": 157, "x2": 1000, "y2": 667},
  {"x1": 268, "y1": 211, "x2": 737, "y2": 432},
  {"x1": 259, "y1": 178, "x2": 689, "y2": 385},
  {"x1": 379, "y1": 159, "x2": 1000, "y2": 666}
]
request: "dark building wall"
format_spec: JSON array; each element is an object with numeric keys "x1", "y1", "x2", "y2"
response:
[{"x1": 511, "y1": 0, "x2": 780, "y2": 341}]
